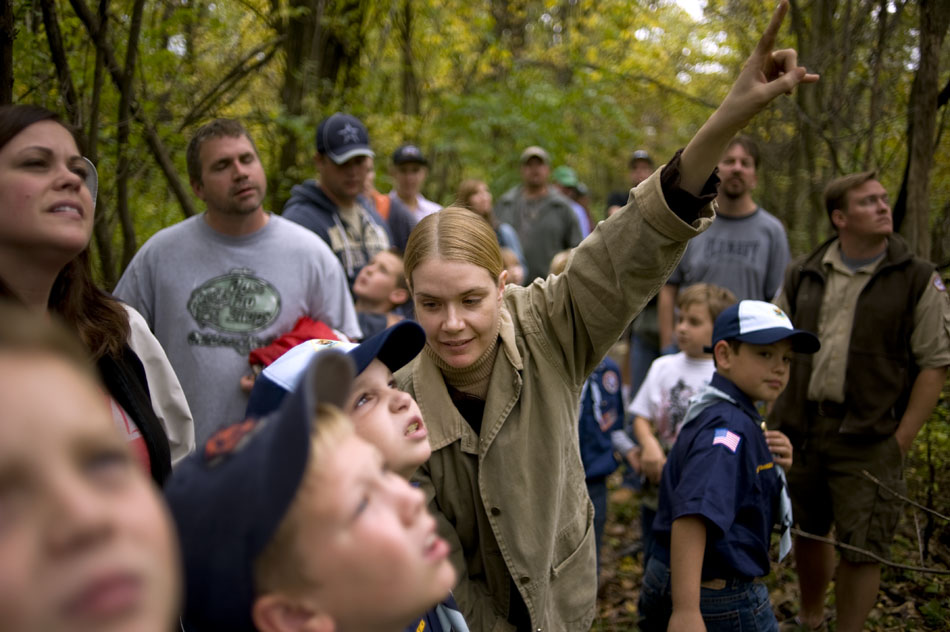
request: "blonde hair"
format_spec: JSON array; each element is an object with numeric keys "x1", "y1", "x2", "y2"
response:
[
  {"x1": 501, "y1": 248, "x2": 521, "y2": 270},
  {"x1": 254, "y1": 404, "x2": 354, "y2": 594},
  {"x1": 676, "y1": 283, "x2": 736, "y2": 322},
  {"x1": 403, "y1": 206, "x2": 504, "y2": 289},
  {"x1": 548, "y1": 249, "x2": 572, "y2": 276}
]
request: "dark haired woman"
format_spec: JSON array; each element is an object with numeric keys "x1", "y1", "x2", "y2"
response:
[{"x1": 0, "y1": 104, "x2": 194, "y2": 483}]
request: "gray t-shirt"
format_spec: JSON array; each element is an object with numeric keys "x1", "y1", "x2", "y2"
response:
[
  {"x1": 115, "y1": 214, "x2": 361, "y2": 442},
  {"x1": 667, "y1": 207, "x2": 790, "y2": 301}
]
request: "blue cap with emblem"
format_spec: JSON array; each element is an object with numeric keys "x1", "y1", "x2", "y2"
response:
[
  {"x1": 315, "y1": 112, "x2": 374, "y2": 165},
  {"x1": 708, "y1": 300, "x2": 820, "y2": 354},
  {"x1": 164, "y1": 350, "x2": 355, "y2": 632},
  {"x1": 245, "y1": 320, "x2": 426, "y2": 420}
]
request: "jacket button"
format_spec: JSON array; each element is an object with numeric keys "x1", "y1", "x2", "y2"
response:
[
  {"x1": 520, "y1": 576, "x2": 530, "y2": 585},
  {"x1": 490, "y1": 507, "x2": 501, "y2": 516}
]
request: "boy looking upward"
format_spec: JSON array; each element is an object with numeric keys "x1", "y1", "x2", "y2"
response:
[
  {"x1": 165, "y1": 344, "x2": 461, "y2": 631},
  {"x1": 638, "y1": 301, "x2": 817, "y2": 631},
  {"x1": 628, "y1": 283, "x2": 736, "y2": 566},
  {"x1": 352, "y1": 249, "x2": 412, "y2": 339},
  {"x1": 244, "y1": 322, "x2": 470, "y2": 630}
]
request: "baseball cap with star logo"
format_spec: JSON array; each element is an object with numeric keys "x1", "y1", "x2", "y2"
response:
[{"x1": 315, "y1": 112, "x2": 375, "y2": 165}]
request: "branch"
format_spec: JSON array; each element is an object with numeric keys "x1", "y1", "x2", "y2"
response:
[
  {"x1": 514, "y1": 58, "x2": 720, "y2": 110},
  {"x1": 861, "y1": 469, "x2": 950, "y2": 522},
  {"x1": 790, "y1": 528, "x2": 950, "y2": 575},
  {"x1": 67, "y1": 0, "x2": 197, "y2": 220},
  {"x1": 178, "y1": 36, "x2": 284, "y2": 131}
]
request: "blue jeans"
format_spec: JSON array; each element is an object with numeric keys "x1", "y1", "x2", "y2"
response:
[
  {"x1": 640, "y1": 504, "x2": 657, "y2": 568},
  {"x1": 637, "y1": 556, "x2": 778, "y2": 632}
]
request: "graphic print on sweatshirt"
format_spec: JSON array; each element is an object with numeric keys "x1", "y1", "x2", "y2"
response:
[{"x1": 186, "y1": 268, "x2": 282, "y2": 356}]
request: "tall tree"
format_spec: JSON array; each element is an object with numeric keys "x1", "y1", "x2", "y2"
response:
[
  {"x1": 895, "y1": 0, "x2": 950, "y2": 259},
  {"x1": 115, "y1": 0, "x2": 147, "y2": 268},
  {"x1": 1, "y1": 0, "x2": 14, "y2": 104}
]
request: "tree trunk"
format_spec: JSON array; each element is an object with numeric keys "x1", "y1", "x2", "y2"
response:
[
  {"x1": 0, "y1": 0, "x2": 13, "y2": 104},
  {"x1": 398, "y1": 0, "x2": 419, "y2": 116},
  {"x1": 787, "y1": 0, "x2": 826, "y2": 246},
  {"x1": 315, "y1": 0, "x2": 367, "y2": 106},
  {"x1": 88, "y1": 0, "x2": 116, "y2": 288},
  {"x1": 273, "y1": 0, "x2": 318, "y2": 211},
  {"x1": 115, "y1": 0, "x2": 146, "y2": 268},
  {"x1": 861, "y1": 0, "x2": 889, "y2": 170},
  {"x1": 40, "y1": 0, "x2": 80, "y2": 124},
  {"x1": 897, "y1": 0, "x2": 950, "y2": 259}
]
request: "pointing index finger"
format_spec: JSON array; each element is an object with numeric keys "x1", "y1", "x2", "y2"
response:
[{"x1": 754, "y1": 0, "x2": 790, "y2": 59}]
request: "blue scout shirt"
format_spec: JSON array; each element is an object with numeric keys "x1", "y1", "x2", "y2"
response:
[
  {"x1": 578, "y1": 358, "x2": 625, "y2": 480},
  {"x1": 652, "y1": 373, "x2": 781, "y2": 580}
]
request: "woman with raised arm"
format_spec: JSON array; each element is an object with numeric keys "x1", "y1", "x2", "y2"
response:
[
  {"x1": 0, "y1": 104, "x2": 194, "y2": 483},
  {"x1": 396, "y1": 3, "x2": 816, "y2": 630}
]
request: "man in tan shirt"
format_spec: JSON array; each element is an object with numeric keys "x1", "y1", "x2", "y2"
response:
[{"x1": 772, "y1": 171, "x2": 950, "y2": 632}]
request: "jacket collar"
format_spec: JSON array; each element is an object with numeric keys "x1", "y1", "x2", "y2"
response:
[
  {"x1": 411, "y1": 305, "x2": 523, "y2": 454},
  {"x1": 802, "y1": 234, "x2": 914, "y2": 279}
]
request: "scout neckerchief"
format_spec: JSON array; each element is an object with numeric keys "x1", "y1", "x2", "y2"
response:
[{"x1": 677, "y1": 384, "x2": 793, "y2": 561}]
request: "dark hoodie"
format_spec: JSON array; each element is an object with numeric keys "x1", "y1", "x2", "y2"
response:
[{"x1": 282, "y1": 179, "x2": 392, "y2": 287}]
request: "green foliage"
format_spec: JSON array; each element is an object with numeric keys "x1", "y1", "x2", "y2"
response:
[{"x1": 9, "y1": 0, "x2": 949, "y2": 279}]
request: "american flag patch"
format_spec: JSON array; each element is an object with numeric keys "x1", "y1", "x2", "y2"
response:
[{"x1": 712, "y1": 428, "x2": 741, "y2": 452}]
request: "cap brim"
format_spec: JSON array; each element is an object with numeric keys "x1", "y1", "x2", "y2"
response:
[
  {"x1": 348, "y1": 321, "x2": 426, "y2": 374},
  {"x1": 735, "y1": 327, "x2": 821, "y2": 354},
  {"x1": 330, "y1": 147, "x2": 375, "y2": 165},
  {"x1": 282, "y1": 350, "x2": 356, "y2": 424}
]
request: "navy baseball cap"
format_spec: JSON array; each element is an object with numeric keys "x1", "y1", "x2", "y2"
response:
[
  {"x1": 316, "y1": 112, "x2": 374, "y2": 165},
  {"x1": 164, "y1": 350, "x2": 356, "y2": 632},
  {"x1": 246, "y1": 320, "x2": 427, "y2": 419},
  {"x1": 392, "y1": 143, "x2": 428, "y2": 165},
  {"x1": 709, "y1": 300, "x2": 820, "y2": 354}
]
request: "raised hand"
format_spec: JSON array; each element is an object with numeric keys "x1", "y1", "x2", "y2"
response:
[
  {"x1": 718, "y1": 0, "x2": 820, "y2": 130},
  {"x1": 679, "y1": 0, "x2": 819, "y2": 195}
]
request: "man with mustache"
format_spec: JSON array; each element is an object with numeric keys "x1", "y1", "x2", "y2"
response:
[
  {"x1": 657, "y1": 136, "x2": 790, "y2": 352},
  {"x1": 115, "y1": 119, "x2": 360, "y2": 443}
]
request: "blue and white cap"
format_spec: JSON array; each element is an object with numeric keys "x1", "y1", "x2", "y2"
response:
[
  {"x1": 709, "y1": 300, "x2": 820, "y2": 354},
  {"x1": 245, "y1": 321, "x2": 426, "y2": 419}
]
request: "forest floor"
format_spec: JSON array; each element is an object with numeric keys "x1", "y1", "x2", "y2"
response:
[{"x1": 591, "y1": 407, "x2": 950, "y2": 631}]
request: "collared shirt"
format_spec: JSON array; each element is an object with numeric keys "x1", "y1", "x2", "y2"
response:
[
  {"x1": 652, "y1": 373, "x2": 781, "y2": 580},
  {"x1": 389, "y1": 191, "x2": 441, "y2": 222},
  {"x1": 775, "y1": 240, "x2": 950, "y2": 403}
]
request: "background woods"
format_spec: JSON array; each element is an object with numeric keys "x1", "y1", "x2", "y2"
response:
[{"x1": 5, "y1": 0, "x2": 949, "y2": 282}]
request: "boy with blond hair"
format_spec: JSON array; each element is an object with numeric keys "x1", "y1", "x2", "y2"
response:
[
  {"x1": 638, "y1": 300, "x2": 816, "y2": 631},
  {"x1": 166, "y1": 328, "x2": 466, "y2": 631},
  {"x1": 629, "y1": 283, "x2": 736, "y2": 564},
  {"x1": 352, "y1": 248, "x2": 412, "y2": 338}
]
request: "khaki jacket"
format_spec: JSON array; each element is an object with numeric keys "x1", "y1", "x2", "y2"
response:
[{"x1": 398, "y1": 169, "x2": 713, "y2": 631}]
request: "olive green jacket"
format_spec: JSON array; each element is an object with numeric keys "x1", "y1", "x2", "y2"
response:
[{"x1": 398, "y1": 169, "x2": 714, "y2": 631}]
